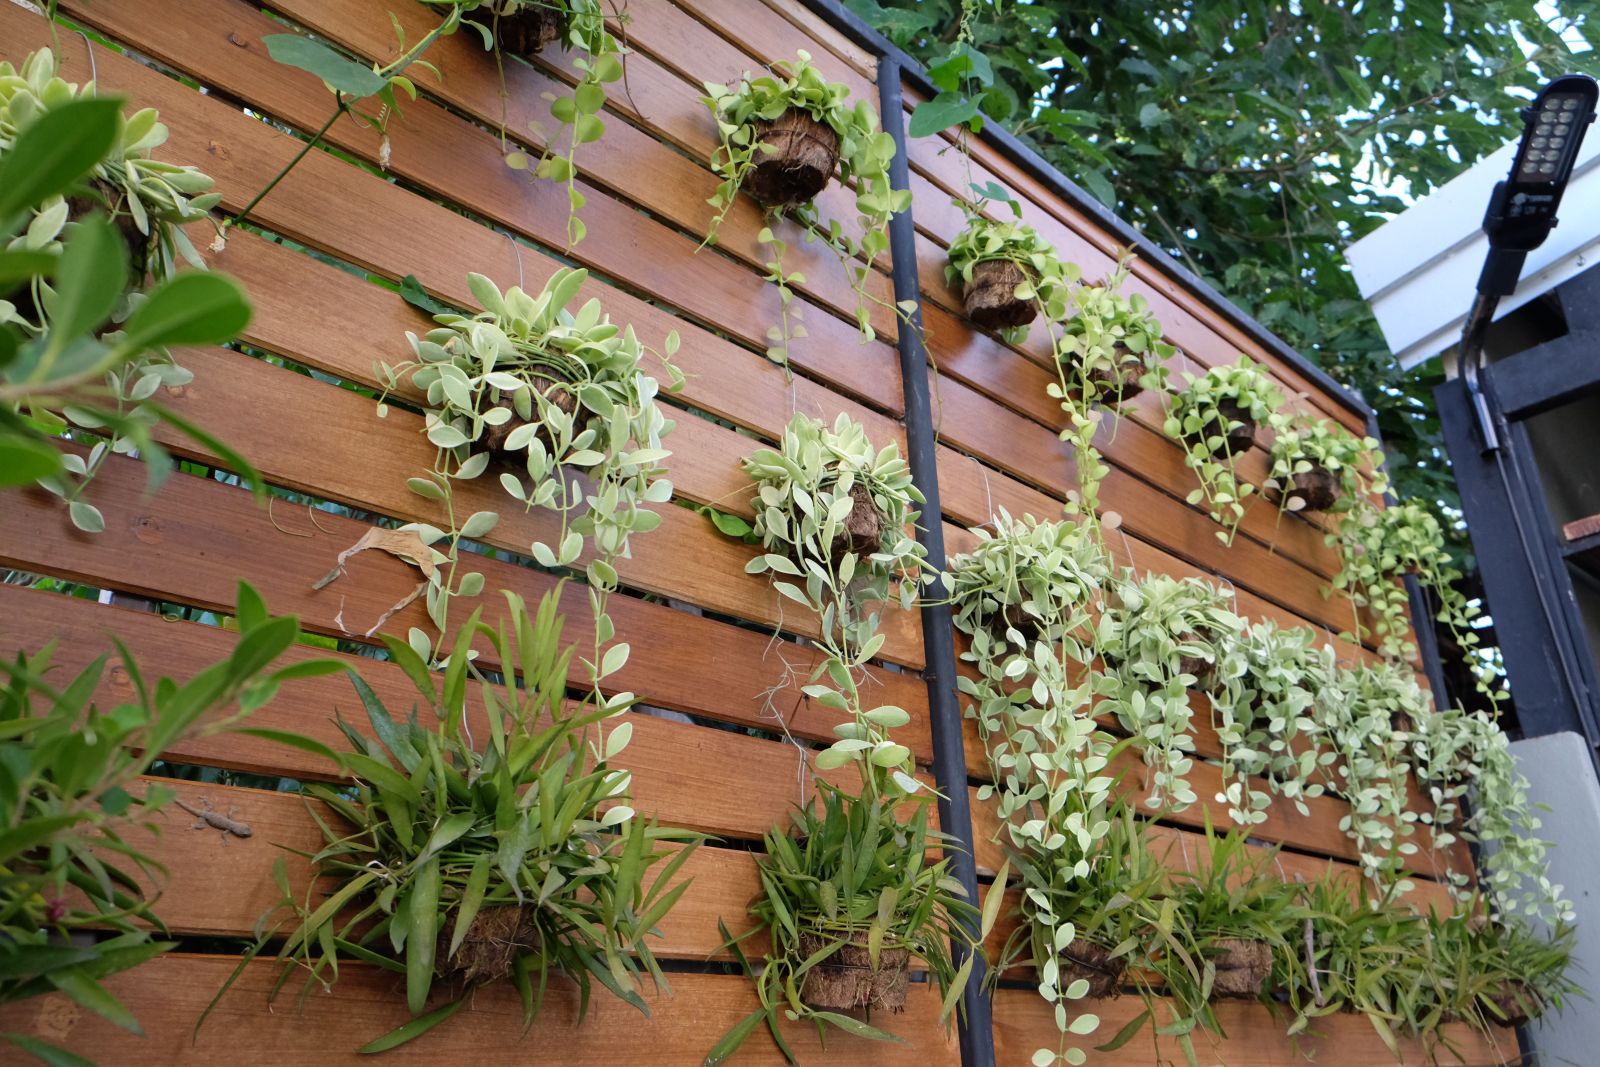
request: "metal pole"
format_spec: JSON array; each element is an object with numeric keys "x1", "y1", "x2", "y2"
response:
[{"x1": 877, "y1": 55, "x2": 996, "y2": 1067}]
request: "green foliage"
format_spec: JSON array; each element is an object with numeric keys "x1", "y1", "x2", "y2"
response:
[
  {"x1": 945, "y1": 186, "x2": 1079, "y2": 337},
  {"x1": 253, "y1": 591, "x2": 700, "y2": 1052},
  {"x1": 1163, "y1": 357, "x2": 1287, "y2": 546},
  {"x1": 376, "y1": 267, "x2": 678, "y2": 675},
  {"x1": 859, "y1": 0, "x2": 1600, "y2": 570},
  {"x1": 741, "y1": 412, "x2": 928, "y2": 653},
  {"x1": 0, "y1": 583, "x2": 337, "y2": 1066},
  {"x1": 437, "y1": 0, "x2": 624, "y2": 247},
  {"x1": 0, "y1": 49, "x2": 257, "y2": 531},
  {"x1": 1098, "y1": 570, "x2": 1243, "y2": 812},
  {"x1": 1266, "y1": 417, "x2": 1383, "y2": 516},
  {"x1": 702, "y1": 51, "x2": 911, "y2": 358}
]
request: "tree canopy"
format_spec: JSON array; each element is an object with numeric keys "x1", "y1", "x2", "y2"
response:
[{"x1": 853, "y1": 0, "x2": 1598, "y2": 561}]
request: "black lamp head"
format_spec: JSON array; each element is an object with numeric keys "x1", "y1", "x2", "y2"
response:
[{"x1": 1482, "y1": 74, "x2": 1597, "y2": 257}]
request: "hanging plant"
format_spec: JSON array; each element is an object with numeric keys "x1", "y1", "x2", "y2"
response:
[
  {"x1": 0, "y1": 47, "x2": 230, "y2": 533},
  {"x1": 711, "y1": 417, "x2": 973, "y2": 1062},
  {"x1": 1264, "y1": 416, "x2": 1381, "y2": 516},
  {"x1": 945, "y1": 192, "x2": 1076, "y2": 333},
  {"x1": 431, "y1": 0, "x2": 624, "y2": 247},
  {"x1": 1163, "y1": 357, "x2": 1286, "y2": 546},
  {"x1": 738, "y1": 412, "x2": 928, "y2": 649},
  {"x1": 239, "y1": 593, "x2": 701, "y2": 1053},
  {"x1": 1425, "y1": 908, "x2": 1579, "y2": 1032},
  {"x1": 1166, "y1": 826, "x2": 1295, "y2": 1005},
  {"x1": 702, "y1": 50, "x2": 911, "y2": 366},
  {"x1": 1209, "y1": 621, "x2": 1337, "y2": 825},
  {"x1": 375, "y1": 268, "x2": 679, "y2": 671},
  {"x1": 1097, "y1": 571, "x2": 1244, "y2": 812}
]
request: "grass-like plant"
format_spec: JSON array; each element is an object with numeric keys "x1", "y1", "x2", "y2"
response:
[
  {"x1": 247, "y1": 591, "x2": 701, "y2": 1053},
  {"x1": 1164, "y1": 357, "x2": 1286, "y2": 545},
  {"x1": 702, "y1": 50, "x2": 911, "y2": 365},
  {"x1": 1098, "y1": 570, "x2": 1244, "y2": 811},
  {"x1": 945, "y1": 187, "x2": 1077, "y2": 336},
  {"x1": 376, "y1": 268, "x2": 679, "y2": 671},
  {"x1": 1, "y1": 583, "x2": 336, "y2": 1066}
]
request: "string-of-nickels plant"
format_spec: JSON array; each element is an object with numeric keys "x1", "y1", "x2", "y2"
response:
[
  {"x1": 1047, "y1": 257, "x2": 1173, "y2": 531},
  {"x1": 701, "y1": 51, "x2": 911, "y2": 371},
  {"x1": 1163, "y1": 356, "x2": 1287, "y2": 546},
  {"x1": 1264, "y1": 415, "x2": 1383, "y2": 521},
  {"x1": 945, "y1": 186, "x2": 1077, "y2": 338},
  {"x1": 1209, "y1": 622, "x2": 1337, "y2": 825},
  {"x1": 1315, "y1": 659, "x2": 1426, "y2": 886},
  {"x1": 1413, "y1": 704, "x2": 1573, "y2": 924},
  {"x1": 946, "y1": 511, "x2": 1116, "y2": 1064},
  {"x1": 376, "y1": 268, "x2": 680, "y2": 679},
  {"x1": 1097, "y1": 571, "x2": 1244, "y2": 812},
  {"x1": 710, "y1": 413, "x2": 977, "y2": 1060},
  {"x1": 430, "y1": 0, "x2": 624, "y2": 247},
  {"x1": 740, "y1": 412, "x2": 928, "y2": 658},
  {"x1": 1, "y1": 48, "x2": 224, "y2": 532}
]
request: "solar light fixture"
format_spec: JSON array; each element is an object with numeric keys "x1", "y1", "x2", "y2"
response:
[{"x1": 1461, "y1": 73, "x2": 1598, "y2": 451}]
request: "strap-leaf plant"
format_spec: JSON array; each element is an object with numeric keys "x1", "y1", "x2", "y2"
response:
[
  {"x1": 946, "y1": 511, "x2": 1115, "y2": 1062},
  {"x1": 431, "y1": 0, "x2": 624, "y2": 247},
  {"x1": 1098, "y1": 570, "x2": 1244, "y2": 812},
  {"x1": 0, "y1": 48, "x2": 240, "y2": 532},
  {"x1": 702, "y1": 50, "x2": 911, "y2": 369},
  {"x1": 1, "y1": 583, "x2": 338, "y2": 1066},
  {"x1": 376, "y1": 267, "x2": 680, "y2": 678},
  {"x1": 1163, "y1": 357, "x2": 1287, "y2": 546},
  {"x1": 945, "y1": 189, "x2": 1077, "y2": 337},
  {"x1": 241, "y1": 591, "x2": 701, "y2": 1054},
  {"x1": 1046, "y1": 257, "x2": 1173, "y2": 532},
  {"x1": 711, "y1": 413, "x2": 974, "y2": 1061}
]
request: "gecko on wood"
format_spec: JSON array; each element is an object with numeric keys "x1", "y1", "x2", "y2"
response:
[{"x1": 174, "y1": 796, "x2": 253, "y2": 842}]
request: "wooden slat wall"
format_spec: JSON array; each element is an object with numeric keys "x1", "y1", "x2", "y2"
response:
[{"x1": 0, "y1": 1, "x2": 1499, "y2": 1063}]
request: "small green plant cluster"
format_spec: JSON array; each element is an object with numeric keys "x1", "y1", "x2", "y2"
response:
[
  {"x1": 0, "y1": 48, "x2": 255, "y2": 532},
  {"x1": 945, "y1": 185, "x2": 1078, "y2": 334},
  {"x1": 740, "y1": 412, "x2": 928, "y2": 649},
  {"x1": 245, "y1": 591, "x2": 699, "y2": 1052},
  {"x1": 1163, "y1": 357, "x2": 1287, "y2": 546},
  {"x1": 376, "y1": 267, "x2": 679, "y2": 672},
  {"x1": 436, "y1": 0, "x2": 623, "y2": 248},
  {"x1": 1208, "y1": 621, "x2": 1337, "y2": 825},
  {"x1": 1265, "y1": 415, "x2": 1384, "y2": 515},
  {"x1": 1, "y1": 584, "x2": 336, "y2": 1066},
  {"x1": 1043, "y1": 258, "x2": 1174, "y2": 530},
  {"x1": 713, "y1": 413, "x2": 972, "y2": 1060},
  {"x1": 1098, "y1": 570, "x2": 1243, "y2": 812},
  {"x1": 702, "y1": 51, "x2": 911, "y2": 364}
]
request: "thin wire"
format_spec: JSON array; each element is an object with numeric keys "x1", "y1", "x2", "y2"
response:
[
  {"x1": 75, "y1": 31, "x2": 98, "y2": 85},
  {"x1": 506, "y1": 230, "x2": 525, "y2": 291}
]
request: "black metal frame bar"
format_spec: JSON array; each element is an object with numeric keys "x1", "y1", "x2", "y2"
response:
[
  {"x1": 794, "y1": 0, "x2": 1373, "y2": 419},
  {"x1": 877, "y1": 55, "x2": 997, "y2": 1067}
]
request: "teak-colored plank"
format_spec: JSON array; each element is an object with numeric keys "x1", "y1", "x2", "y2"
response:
[
  {"x1": 0, "y1": 458, "x2": 931, "y2": 775},
  {"x1": 1563, "y1": 512, "x2": 1600, "y2": 542},
  {"x1": 0, "y1": 955, "x2": 960, "y2": 1066}
]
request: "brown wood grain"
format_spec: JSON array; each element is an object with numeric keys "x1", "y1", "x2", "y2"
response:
[
  {"x1": 0, "y1": 458, "x2": 933, "y2": 769},
  {"x1": 0, "y1": 954, "x2": 961, "y2": 1065},
  {"x1": 992, "y1": 988, "x2": 1512, "y2": 1067}
]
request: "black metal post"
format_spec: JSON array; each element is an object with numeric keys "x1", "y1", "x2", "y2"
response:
[{"x1": 877, "y1": 55, "x2": 996, "y2": 1067}]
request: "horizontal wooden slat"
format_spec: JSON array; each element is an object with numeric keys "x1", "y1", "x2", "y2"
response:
[
  {"x1": 0, "y1": 955, "x2": 961, "y2": 1066},
  {"x1": 992, "y1": 988, "x2": 1510, "y2": 1066},
  {"x1": 0, "y1": 459, "x2": 932, "y2": 772}
]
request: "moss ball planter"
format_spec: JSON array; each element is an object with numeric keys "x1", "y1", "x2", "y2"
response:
[
  {"x1": 1208, "y1": 937, "x2": 1273, "y2": 998},
  {"x1": 742, "y1": 109, "x2": 842, "y2": 210},
  {"x1": 491, "y1": 2, "x2": 564, "y2": 59},
  {"x1": 963, "y1": 258, "x2": 1035, "y2": 330},
  {"x1": 1282, "y1": 464, "x2": 1340, "y2": 513},
  {"x1": 796, "y1": 931, "x2": 911, "y2": 1013},
  {"x1": 1061, "y1": 938, "x2": 1127, "y2": 999},
  {"x1": 832, "y1": 481, "x2": 885, "y2": 562}
]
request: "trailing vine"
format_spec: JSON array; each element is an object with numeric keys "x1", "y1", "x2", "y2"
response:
[
  {"x1": 1163, "y1": 357, "x2": 1286, "y2": 546},
  {"x1": 702, "y1": 51, "x2": 911, "y2": 370},
  {"x1": 375, "y1": 267, "x2": 680, "y2": 681}
]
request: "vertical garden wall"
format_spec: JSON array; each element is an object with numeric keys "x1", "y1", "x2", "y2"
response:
[{"x1": 0, "y1": 0, "x2": 1554, "y2": 1064}]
